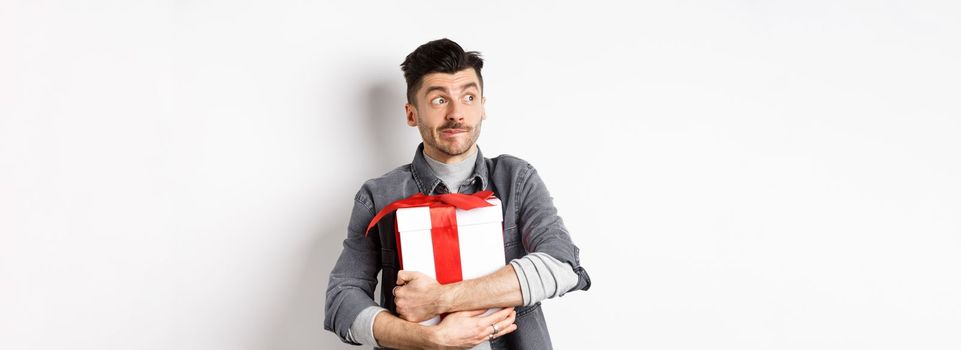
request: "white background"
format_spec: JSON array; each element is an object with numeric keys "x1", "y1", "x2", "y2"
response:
[{"x1": 2, "y1": 1, "x2": 959, "y2": 349}]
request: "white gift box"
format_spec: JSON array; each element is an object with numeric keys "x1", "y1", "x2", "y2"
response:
[{"x1": 394, "y1": 197, "x2": 506, "y2": 325}]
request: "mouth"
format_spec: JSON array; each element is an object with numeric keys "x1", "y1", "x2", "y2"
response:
[{"x1": 440, "y1": 128, "x2": 467, "y2": 137}]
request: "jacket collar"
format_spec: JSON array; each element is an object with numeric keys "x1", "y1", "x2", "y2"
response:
[{"x1": 411, "y1": 142, "x2": 489, "y2": 195}]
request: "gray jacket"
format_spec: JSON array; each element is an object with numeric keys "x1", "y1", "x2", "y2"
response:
[{"x1": 324, "y1": 143, "x2": 592, "y2": 349}]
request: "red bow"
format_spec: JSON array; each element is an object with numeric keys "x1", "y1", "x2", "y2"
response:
[{"x1": 365, "y1": 190, "x2": 495, "y2": 236}]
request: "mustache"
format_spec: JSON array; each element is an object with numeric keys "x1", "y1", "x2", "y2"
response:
[{"x1": 439, "y1": 122, "x2": 471, "y2": 131}]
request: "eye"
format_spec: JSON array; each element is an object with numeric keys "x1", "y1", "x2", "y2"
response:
[
  {"x1": 431, "y1": 97, "x2": 447, "y2": 105},
  {"x1": 464, "y1": 95, "x2": 475, "y2": 103}
]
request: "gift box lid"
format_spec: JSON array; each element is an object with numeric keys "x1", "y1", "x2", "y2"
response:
[{"x1": 395, "y1": 198, "x2": 502, "y2": 232}]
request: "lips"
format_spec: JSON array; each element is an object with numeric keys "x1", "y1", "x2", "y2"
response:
[{"x1": 441, "y1": 128, "x2": 466, "y2": 136}]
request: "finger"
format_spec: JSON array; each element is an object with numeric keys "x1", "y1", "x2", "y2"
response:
[
  {"x1": 494, "y1": 310, "x2": 516, "y2": 331},
  {"x1": 396, "y1": 270, "x2": 413, "y2": 285},
  {"x1": 487, "y1": 319, "x2": 518, "y2": 342},
  {"x1": 480, "y1": 309, "x2": 516, "y2": 340},
  {"x1": 502, "y1": 309, "x2": 516, "y2": 324},
  {"x1": 480, "y1": 307, "x2": 513, "y2": 323},
  {"x1": 495, "y1": 323, "x2": 518, "y2": 337}
]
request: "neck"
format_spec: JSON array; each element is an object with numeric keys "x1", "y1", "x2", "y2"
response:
[{"x1": 423, "y1": 144, "x2": 478, "y2": 164}]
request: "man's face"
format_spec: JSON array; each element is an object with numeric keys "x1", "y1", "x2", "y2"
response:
[{"x1": 406, "y1": 68, "x2": 486, "y2": 162}]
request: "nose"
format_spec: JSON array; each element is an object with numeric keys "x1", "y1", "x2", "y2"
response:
[{"x1": 446, "y1": 100, "x2": 464, "y2": 121}]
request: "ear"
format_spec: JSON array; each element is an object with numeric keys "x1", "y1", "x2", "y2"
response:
[
  {"x1": 405, "y1": 103, "x2": 417, "y2": 127},
  {"x1": 482, "y1": 96, "x2": 487, "y2": 120}
]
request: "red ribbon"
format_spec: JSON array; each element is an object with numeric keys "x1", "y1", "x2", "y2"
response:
[
  {"x1": 428, "y1": 205, "x2": 461, "y2": 284},
  {"x1": 365, "y1": 191, "x2": 494, "y2": 235},
  {"x1": 366, "y1": 191, "x2": 495, "y2": 285}
]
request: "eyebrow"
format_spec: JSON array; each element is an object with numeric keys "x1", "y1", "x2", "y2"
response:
[{"x1": 423, "y1": 82, "x2": 480, "y2": 97}]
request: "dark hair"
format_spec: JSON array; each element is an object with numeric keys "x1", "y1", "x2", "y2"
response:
[{"x1": 400, "y1": 38, "x2": 484, "y2": 104}]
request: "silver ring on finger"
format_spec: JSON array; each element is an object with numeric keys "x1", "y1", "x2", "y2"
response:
[{"x1": 491, "y1": 323, "x2": 499, "y2": 335}]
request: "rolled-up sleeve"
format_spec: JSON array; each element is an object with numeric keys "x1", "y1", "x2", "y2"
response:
[
  {"x1": 515, "y1": 164, "x2": 592, "y2": 293},
  {"x1": 324, "y1": 186, "x2": 383, "y2": 345}
]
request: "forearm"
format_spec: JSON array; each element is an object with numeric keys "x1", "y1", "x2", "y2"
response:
[
  {"x1": 372, "y1": 311, "x2": 436, "y2": 350},
  {"x1": 436, "y1": 252, "x2": 578, "y2": 313},
  {"x1": 439, "y1": 264, "x2": 523, "y2": 313}
]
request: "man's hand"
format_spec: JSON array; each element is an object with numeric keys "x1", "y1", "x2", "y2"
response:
[
  {"x1": 427, "y1": 307, "x2": 517, "y2": 349},
  {"x1": 371, "y1": 307, "x2": 516, "y2": 350},
  {"x1": 394, "y1": 270, "x2": 447, "y2": 322},
  {"x1": 375, "y1": 267, "x2": 524, "y2": 349}
]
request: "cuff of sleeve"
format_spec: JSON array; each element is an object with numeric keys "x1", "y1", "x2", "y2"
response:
[
  {"x1": 511, "y1": 252, "x2": 579, "y2": 306},
  {"x1": 349, "y1": 306, "x2": 388, "y2": 347},
  {"x1": 510, "y1": 260, "x2": 533, "y2": 306}
]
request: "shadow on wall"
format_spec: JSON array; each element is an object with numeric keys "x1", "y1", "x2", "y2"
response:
[
  {"x1": 367, "y1": 81, "x2": 418, "y2": 169},
  {"x1": 259, "y1": 77, "x2": 407, "y2": 350}
]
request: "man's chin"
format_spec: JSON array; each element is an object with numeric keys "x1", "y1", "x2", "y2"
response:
[
  {"x1": 437, "y1": 143, "x2": 472, "y2": 157},
  {"x1": 439, "y1": 147, "x2": 469, "y2": 157}
]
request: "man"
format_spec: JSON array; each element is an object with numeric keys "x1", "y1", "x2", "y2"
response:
[{"x1": 325, "y1": 38, "x2": 591, "y2": 349}]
